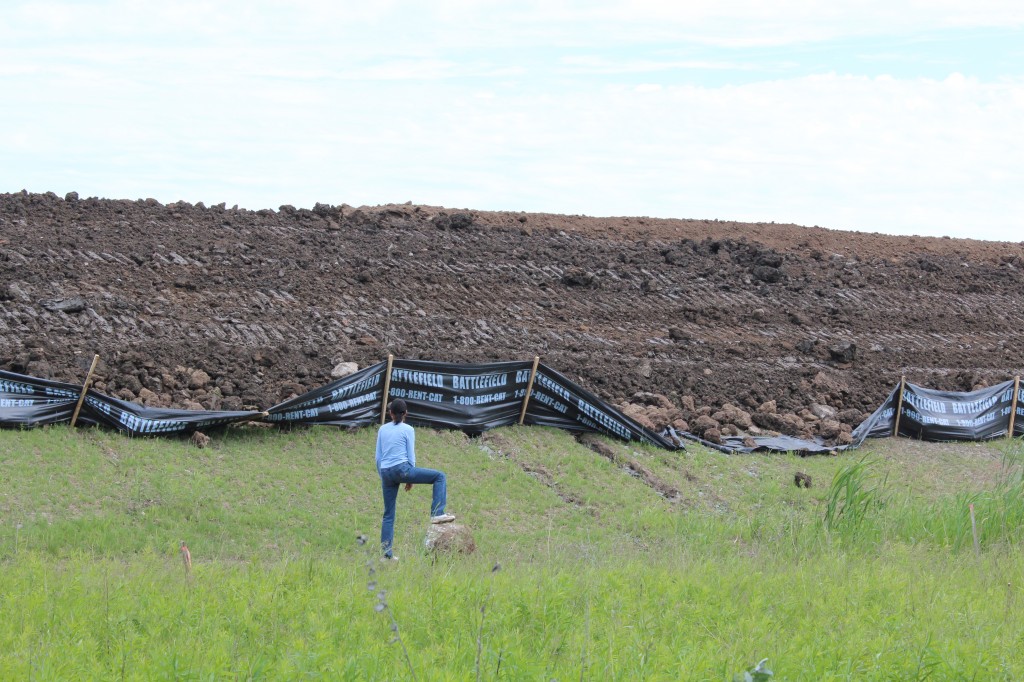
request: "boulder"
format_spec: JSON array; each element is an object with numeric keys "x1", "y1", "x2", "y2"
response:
[
  {"x1": 838, "y1": 408, "x2": 864, "y2": 425},
  {"x1": 813, "y1": 371, "x2": 850, "y2": 398},
  {"x1": 40, "y1": 297, "x2": 87, "y2": 314},
  {"x1": 818, "y1": 419, "x2": 843, "y2": 440},
  {"x1": 188, "y1": 369, "x2": 211, "y2": 389},
  {"x1": 449, "y1": 212, "x2": 475, "y2": 230},
  {"x1": 221, "y1": 396, "x2": 244, "y2": 411},
  {"x1": 829, "y1": 341, "x2": 857, "y2": 364},
  {"x1": 425, "y1": 523, "x2": 476, "y2": 555},
  {"x1": 618, "y1": 403, "x2": 658, "y2": 431},
  {"x1": 810, "y1": 403, "x2": 837, "y2": 420},
  {"x1": 691, "y1": 414, "x2": 720, "y2": 436},
  {"x1": 712, "y1": 403, "x2": 754, "y2": 430},
  {"x1": 631, "y1": 392, "x2": 674, "y2": 409},
  {"x1": 331, "y1": 362, "x2": 360, "y2": 379},
  {"x1": 752, "y1": 411, "x2": 807, "y2": 436},
  {"x1": 668, "y1": 327, "x2": 691, "y2": 342}
]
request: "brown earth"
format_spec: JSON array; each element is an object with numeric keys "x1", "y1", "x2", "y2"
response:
[{"x1": 2, "y1": 190, "x2": 1023, "y2": 442}]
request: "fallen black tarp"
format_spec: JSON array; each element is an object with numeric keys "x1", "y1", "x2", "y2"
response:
[
  {"x1": 78, "y1": 392, "x2": 262, "y2": 436},
  {"x1": 666, "y1": 428, "x2": 854, "y2": 455},
  {"x1": 0, "y1": 369, "x2": 261, "y2": 435},
  {"x1": 717, "y1": 386, "x2": 900, "y2": 454},
  {"x1": 523, "y1": 363, "x2": 678, "y2": 449},
  {"x1": 849, "y1": 385, "x2": 900, "y2": 443}
]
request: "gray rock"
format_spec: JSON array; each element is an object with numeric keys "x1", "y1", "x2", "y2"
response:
[
  {"x1": 331, "y1": 362, "x2": 359, "y2": 379},
  {"x1": 829, "y1": 341, "x2": 857, "y2": 364},
  {"x1": 424, "y1": 522, "x2": 476, "y2": 555},
  {"x1": 809, "y1": 403, "x2": 837, "y2": 420},
  {"x1": 40, "y1": 297, "x2": 87, "y2": 314}
]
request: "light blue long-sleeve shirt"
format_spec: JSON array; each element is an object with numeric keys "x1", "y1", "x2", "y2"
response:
[{"x1": 375, "y1": 421, "x2": 416, "y2": 472}]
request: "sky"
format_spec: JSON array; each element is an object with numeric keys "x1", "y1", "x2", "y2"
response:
[{"x1": 2, "y1": 1, "x2": 1023, "y2": 241}]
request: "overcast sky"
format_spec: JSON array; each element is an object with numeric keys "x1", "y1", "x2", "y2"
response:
[{"x1": 3, "y1": 1, "x2": 1023, "y2": 241}]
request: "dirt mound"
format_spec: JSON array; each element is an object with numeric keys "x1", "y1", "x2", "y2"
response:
[{"x1": 3, "y1": 190, "x2": 1023, "y2": 442}]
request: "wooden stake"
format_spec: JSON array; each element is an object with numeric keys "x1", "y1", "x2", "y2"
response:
[
  {"x1": 892, "y1": 375, "x2": 906, "y2": 438},
  {"x1": 1009, "y1": 376, "x2": 1021, "y2": 439},
  {"x1": 518, "y1": 356, "x2": 541, "y2": 425},
  {"x1": 70, "y1": 354, "x2": 100, "y2": 428},
  {"x1": 380, "y1": 354, "x2": 395, "y2": 424}
]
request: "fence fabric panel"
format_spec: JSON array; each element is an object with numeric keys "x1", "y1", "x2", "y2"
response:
[
  {"x1": 265, "y1": 362, "x2": 388, "y2": 428},
  {"x1": 896, "y1": 381, "x2": 1015, "y2": 441},
  {"x1": 0, "y1": 370, "x2": 80, "y2": 428}
]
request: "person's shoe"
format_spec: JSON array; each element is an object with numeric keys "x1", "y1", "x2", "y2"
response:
[
  {"x1": 381, "y1": 555, "x2": 399, "y2": 563},
  {"x1": 430, "y1": 513, "x2": 456, "y2": 524}
]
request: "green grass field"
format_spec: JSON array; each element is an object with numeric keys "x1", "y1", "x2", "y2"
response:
[{"x1": 2, "y1": 424, "x2": 1024, "y2": 680}]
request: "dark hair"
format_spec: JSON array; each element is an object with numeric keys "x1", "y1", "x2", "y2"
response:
[{"x1": 389, "y1": 398, "x2": 408, "y2": 423}]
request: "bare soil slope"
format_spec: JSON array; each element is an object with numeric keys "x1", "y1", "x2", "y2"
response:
[{"x1": 3, "y1": 190, "x2": 1023, "y2": 443}]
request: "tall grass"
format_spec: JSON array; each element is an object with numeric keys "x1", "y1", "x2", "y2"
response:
[
  {"x1": 892, "y1": 443, "x2": 1024, "y2": 551},
  {"x1": 824, "y1": 456, "x2": 888, "y2": 539},
  {"x1": 3, "y1": 426, "x2": 1024, "y2": 679}
]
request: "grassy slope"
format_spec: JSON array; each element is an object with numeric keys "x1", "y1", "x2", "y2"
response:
[{"x1": 1, "y1": 425, "x2": 1023, "y2": 680}]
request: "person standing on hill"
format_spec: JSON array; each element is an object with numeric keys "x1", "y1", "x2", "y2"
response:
[{"x1": 376, "y1": 398, "x2": 455, "y2": 561}]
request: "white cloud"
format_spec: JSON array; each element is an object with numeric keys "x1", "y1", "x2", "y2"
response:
[{"x1": 2, "y1": 1, "x2": 1023, "y2": 241}]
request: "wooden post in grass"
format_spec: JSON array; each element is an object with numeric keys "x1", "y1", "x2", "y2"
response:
[
  {"x1": 70, "y1": 354, "x2": 100, "y2": 428},
  {"x1": 1009, "y1": 376, "x2": 1021, "y2": 439},
  {"x1": 892, "y1": 375, "x2": 906, "y2": 438},
  {"x1": 518, "y1": 356, "x2": 541, "y2": 425},
  {"x1": 380, "y1": 354, "x2": 395, "y2": 424}
]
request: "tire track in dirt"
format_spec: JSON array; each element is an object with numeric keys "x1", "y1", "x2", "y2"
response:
[{"x1": 3, "y1": 191, "x2": 1024, "y2": 439}]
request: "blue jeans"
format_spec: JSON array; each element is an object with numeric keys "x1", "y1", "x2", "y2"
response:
[{"x1": 379, "y1": 462, "x2": 447, "y2": 558}]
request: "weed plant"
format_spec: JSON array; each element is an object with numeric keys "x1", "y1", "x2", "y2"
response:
[{"x1": 823, "y1": 456, "x2": 888, "y2": 541}]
